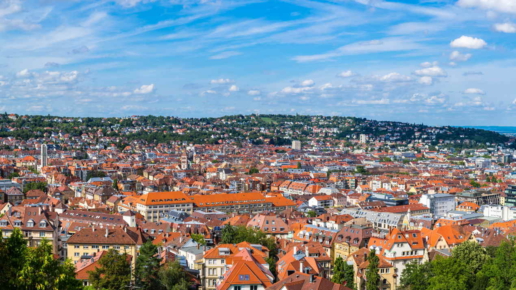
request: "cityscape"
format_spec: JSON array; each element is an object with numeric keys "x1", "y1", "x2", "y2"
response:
[{"x1": 2, "y1": 0, "x2": 516, "y2": 289}]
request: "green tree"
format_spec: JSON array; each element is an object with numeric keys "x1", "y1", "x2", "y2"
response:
[
  {"x1": 221, "y1": 224, "x2": 237, "y2": 244},
  {"x1": 366, "y1": 250, "x2": 380, "y2": 290},
  {"x1": 158, "y1": 261, "x2": 191, "y2": 290},
  {"x1": 135, "y1": 241, "x2": 163, "y2": 290},
  {"x1": 297, "y1": 162, "x2": 302, "y2": 169},
  {"x1": 0, "y1": 228, "x2": 27, "y2": 288},
  {"x1": 343, "y1": 260, "x2": 356, "y2": 290},
  {"x1": 18, "y1": 239, "x2": 82, "y2": 290},
  {"x1": 470, "y1": 180, "x2": 481, "y2": 188},
  {"x1": 191, "y1": 233, "x2": 206, "y2": 246},
  {"x1": 112, "y1": 179, "x2": 119, "y2": 190},
  {"x1": 23, "y1": 181, "x2": 47, "y2": 193},
  {"x1": 306, "y1": 210, "x2": 317, "y2": 218},
  {"x1": 88, "y1": 249, "x2": 132, "y2": 290},
  {"x1": 400, "y1": 261, "x2": 432, "y2": 290},
  {"x1": 480, "y1": 238, "x2": 516, "y2": 290},
  {"x1": 451, "y1": 241, "x2": 489, "y2": 275},
  {"x1": 332, "y1": 257, "x2": 346, "y2": 284},
  {"x1": 248, "y1": 167, "x2": 259, "y2": 174}
]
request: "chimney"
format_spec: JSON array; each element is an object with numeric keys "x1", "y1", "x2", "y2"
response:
[
  {"x1": 300, "y1": 261, "x2": 304, "y2": 273},
  {"x1": 305, "y1": 246, "x2": 309, "y2": 257},
  {"x1": 105, "y1": 227, "x2": 109, "y2": 238},
  {"x1": 293, "y1": 246, "x2": 297, "y2": 254},
  {"x1": 92, "y1": 226, "x2": 95, "y2": 232}
]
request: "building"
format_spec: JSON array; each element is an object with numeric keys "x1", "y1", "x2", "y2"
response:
[
  {"x1": 359, "y1": 134, "x2": 368, "y2": 144},
  {"x1": 66, "y1": 226, "x2": 148, "y2": 267},
  {"x1": 40, "y1": 144, "x2": 48, "y2": 168},
  {"x1": 368, "y1": 228, "x2": 426, "y2": 284},
  {"x1": 292, "y1": 140, "x2": 301, "y2": 150},
  {"x1": 216, "y1": 248, "x2": 274, "y2": 290},
  {"x1": 308, "y1": 196, "x2": 334, "y2": 208},
  {"x1": 504, "y1": 185, "x2": 516, "y2": 207},
  {"x1": 339, "y1": 208, "x2": 405, "y2": 232},
  {"x1": 419, "y1": 194, "x2": 456, "y2": 217},
  {"x1": 333, "y1": 224, "x2": 373, "y2": 261},
  {"x1": 347, "y1": 247, "x2": 396, "y2": 290},
  {"x1": 482, "y1": 205, "x2": 516, "y2": 221},
  {"x1": 200, "y1": 242, "x2": 269, "y2": 290},
  {"x1": 266, "y1": 272, "x2": 351, "y2": 290},
  {"x1": 118, "y1": 191, "x2": 194, "y2": 222},
  {"x1": 456, "y1": 189, "x2": 500, "y2": 206}
]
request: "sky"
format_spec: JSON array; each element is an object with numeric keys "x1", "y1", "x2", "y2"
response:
[{"x1": 1, "y1": 0, "x2": 516, "y2": 126}]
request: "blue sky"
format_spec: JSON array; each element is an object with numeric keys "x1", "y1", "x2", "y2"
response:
[{"x1": 1, "y1": 0, "x2": 516, "y2": 125}]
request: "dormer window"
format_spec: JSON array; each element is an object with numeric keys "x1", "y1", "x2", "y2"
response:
[
  {"x1": 14, "y1": 221, "x2": 22, "y2": 227},
  {"x1": 39, "y1": 221, "x2": 47, "y2": 228},
  {"x1": 27, "y1": 219, "x2": 35, "y2": 227}
]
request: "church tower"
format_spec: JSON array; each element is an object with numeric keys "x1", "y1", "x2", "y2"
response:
[{"x1": 181, "y1": 148, "x2": 189, "y2": 170}]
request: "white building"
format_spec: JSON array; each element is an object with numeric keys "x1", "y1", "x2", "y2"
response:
[
  {"x1": 482, "y1": 205, "x2": 516, "y2": 221},
  {"x1": 359, "y1": 134, "x2": 368, "y2": 144},
  {"x1": 40, "y1": 144, "x2": 48, "y2": 169},
  {"x1": 292, "y1": 140, "x2": 302, "y2": 150},
  {"x1": 419, "y1": 194, "x2": 456, "y2": 218}
]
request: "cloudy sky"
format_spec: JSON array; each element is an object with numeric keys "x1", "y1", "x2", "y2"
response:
[{"x1": 1, "y1": 0, "x2": 516, "y2": 125}]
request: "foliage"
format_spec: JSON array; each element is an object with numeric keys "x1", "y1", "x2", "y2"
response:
[
  {"x1": 400, "y1": 241, "x2": 515, "y2": 290},
  {"x1": 23, "y1": 181, "x2": 47, "y2": 193},
  {"x1": 18, "y1": 240, "x2": 82, "y2": 289},
  {"x1": 0, "y1": 228, "x2": 81, "y2": 290},
  {"x1": 470, "y1": 180, "x2": 482, "y2": 188},
  {"x1": 8, "y1": 172, "x2": 20, "y2": 179},
  {"x1": 355, "y1": 166, "x2": 369, "y2": 175},
  {"x1": 135, "y1": 241, "x2": 163, "y2": 290},
  {"x1": 366, "y1": 249, "x2": 380, "y2": 290},
  {"x1": 248, "y1": 167, "x2": 259, "y2": 174},
  {"x1": 332, "y1": 256, "x2": 355, "y2": 289},
  {"x1": 306, "y1": 210, "x2": 317, "y2": 218},
  {"x1": 87, "y1": 170, "x2": 107, "y2": 180},
  {"x1": 191, "y1": 233, "x2": 207, "y2": 246},
  {"x1": 157, "y1": 261, "x2": 191, "y2": 290},
  {"x1": 220, "y1": 224, "x2": 277, "y2": 256},
  {"x1": 88, "y1": 249, "x2": 132, "y2": 290}
]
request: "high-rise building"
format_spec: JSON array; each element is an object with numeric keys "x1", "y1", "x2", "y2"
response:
[
  {"x1": 359, "y1": 134, "x2": 368, "y2": 144},
  {"x1": 40, "y1": 144, "x2": 48, "y2": 168},
  {"x1": 292, "y1": 140, "x2": 301, "y2": 150}
]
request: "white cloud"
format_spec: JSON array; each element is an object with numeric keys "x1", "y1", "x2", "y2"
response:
[
  {"x1": 210, "y1": 51, "x2": 242, "y2": 60},
  {"x1": 293, "y1": 38, "x2": 422, "y2": 62},
  {"x1": 418, "y1": 76, "x2": 433, "y2": 85},
  {"x1": 379, "y1": 72, "x2": 412, "y2": 82},
  {"x1": 450, "y1": 36, "x2": 487, "y2": 49},
  {"x1": 420, "y1": 61, "x2": 438, "y2": 68},
  {"x1": 248, "y1": 90, "x2": 261, "y2": 95},
  {"x1": 457, "y1": 0, "x2": 516, "y2": 14},
  {"x1": 210, "y1": 78, "x2": 233, "y2": 84},
  {"x1": 450, "y1": 51, "x2": 472, "y2": 62},
  {"x1": 464, "y1": 88, "x2": 485, "y2": 94},
  {"x1": 134, "y1": 84, "x2": 155, "y2": 94},
  {"x1": 16, "y1": 69, "x2": 32, "y2": 78},
  {"x1": 494, "y1": 22, "x2": 516, "y2": 33},
  {"x1": 414, "y1": 66, "x2": 447, "y2": 77},
  {"x1": 281, "y1": 86, "x2": 313, "y2": 94},
  {"x1": 337, "y1": 70, "x2": 355, "y2": 78},
  {"x1": 301, "y1": 79, "x2": 314, "y2": 86},
  {"x1": 228, "y1": 85, "x2": 239, "y2": 92}
]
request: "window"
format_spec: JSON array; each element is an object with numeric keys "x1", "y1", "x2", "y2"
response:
[
  {"x1": 251, "y1": 286, "x2": 258, "y2": 290},
  {"x1": 102, "y1": 245, "x2": 109, "y2": 249},
  {"x1": 234, "y1": 287, "x2": 241, "y2": 290},
  {"x1": 39, "y1": 232, "x2": 45, "y2": 237},
  {"x1": 239, "y1": 275, "x2": 250, "y2": 281},
  {"x1": 92, "y1": 245, "x2": 99, "y2": 249},
  {"x1": 74, "y1": 245, "x2": 80, "y2": 249},
  {"x1": 74, "y1": 252, "x2": 80, "y2": 257},
  {"x1": 39, "y1": 221, "x2": 47, "y2": 228}
]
